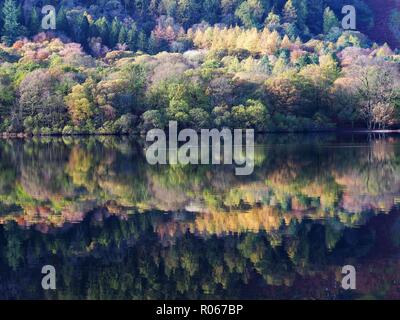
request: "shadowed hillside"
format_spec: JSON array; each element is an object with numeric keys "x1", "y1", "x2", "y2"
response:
[{"x1": 364, "y1": 0, "x2": 399, "y2": 48}]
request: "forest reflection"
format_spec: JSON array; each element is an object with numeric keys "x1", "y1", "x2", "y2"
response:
[{"x1": 0, "y1": 134, "x2": 399, "y2": 299}]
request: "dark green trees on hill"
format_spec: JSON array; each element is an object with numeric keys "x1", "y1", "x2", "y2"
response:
[
  {"x1": 1, "y1": 0, "x2": 24, "y2": 45},
  {"x1": 0, "y1": 0, "x2": 392, "y2": 51}
]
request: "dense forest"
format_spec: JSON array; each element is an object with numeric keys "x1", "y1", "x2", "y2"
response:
[{"x1": 0, "y1": 0, "x2": 399, "y2": 134}]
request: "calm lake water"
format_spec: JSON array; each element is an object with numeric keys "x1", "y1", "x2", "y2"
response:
[{"x1": 0, "y1": 133, "x2": 400, "y2": 299}]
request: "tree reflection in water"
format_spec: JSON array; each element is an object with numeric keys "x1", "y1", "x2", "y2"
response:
[{"x1": 0, "y1": 133, "x2": 399, "y2": 299}]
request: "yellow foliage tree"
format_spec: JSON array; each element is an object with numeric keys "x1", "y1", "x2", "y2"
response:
[{"x1": 65, "y1": 81, "x2": 94, "y2": 126}]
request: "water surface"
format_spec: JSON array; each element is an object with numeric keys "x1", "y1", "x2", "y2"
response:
[{"x1": 0, "y1": 133, "x2": 400, "y2": 299}]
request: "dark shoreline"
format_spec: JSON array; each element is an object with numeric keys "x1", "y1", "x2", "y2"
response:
[{"x1": 1, "y1": 129, "x2": 400, "y2": 139}]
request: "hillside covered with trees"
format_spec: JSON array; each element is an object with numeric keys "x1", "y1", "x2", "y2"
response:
[{"x1": 0, "y1": 0, "x2": 399, "y2": 134}]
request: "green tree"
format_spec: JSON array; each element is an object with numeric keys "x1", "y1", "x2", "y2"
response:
[
  {"x1": 283, "y1": 0, "x2": 298, "y2": 24},
  {"x1": 202, "y1": 0, "x2": 221, "y2": 24},
  {"x1": 177, "y1": 0, "x2": 201, "y2": 27},
  {"x1": 28, "y1": 7, "x2": 40, "y2": 36},
  {"x1": 71, "y1": 13, "x2": 90, "y2": 45},
  {"x1": 137, "y1": 31, "x2": 147, "y2": 51},
  {"x1": 162, "y1": 0, "x2": 178, "y2": 16},
  {"x1": 118, "y1": 26, "x2": 128, "y2": 44},
  {"x1": 231, "y1": 99, "x2": 270, "y2": 131},
  {"x1": 0, "y1": 69, "x2": 14, "y2": 129},
  {"x1": 259, "y1": 55, "x2": 272, "y2": 74},
  {"x1": 56, "y1": 6, "x2": 69, "y2": 34},
  {"x1": 92, "y1": 17, "x2": 109, "y2": 44},
  {"x1": 123, "y1": 64, "x2": 147, "y2": 113},
  {"x1": 235, "y1": 0, "x2": 265, "y2": 28},
  {"x1": 1, "y1": 0, "x2": 23, "y2": 45},
  {"x1": 265, "y1": 11, "x2": 280, "y2": 29},
  {"x1": 148, "y1": 33, "x2": 160, "y2": 54},
  {"x1": 323, "y1": 7, "x2": 339, "y2": 34},
  {"x1": 294, "y1": 0, "x2": 308, "y2": 30},
  {"x1": 110, "y1": 18, "x2": 122, "y2": 47},
  {"x1": 306, "y1": 0, "x2": 324, "y2": 34},
  {"x1": 283, "y1": 0, "x2": 307, "y2": 31},
  {"x1": 127, "y1": 24, "x2": 138, "y2": 51},
  {"x1": 389, "y1": 9, "x2": 400, "y2": 43}
]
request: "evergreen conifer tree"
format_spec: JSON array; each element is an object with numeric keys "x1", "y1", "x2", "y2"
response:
[{"x1": 1, "y1": 0, "x2": 23, "y2": 45}]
